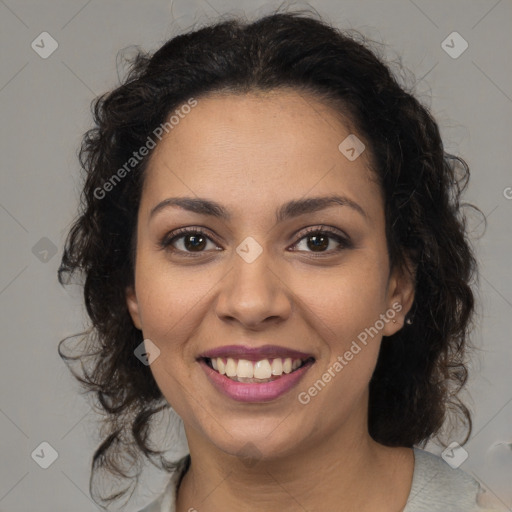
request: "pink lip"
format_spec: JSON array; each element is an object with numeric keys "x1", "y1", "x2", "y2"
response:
[
  {"x1": 199, "y1": 344, "x2": 313, "y2": 362},
  {"x1": 199, "y1": 358, "x2": 315, "y2": 403}
]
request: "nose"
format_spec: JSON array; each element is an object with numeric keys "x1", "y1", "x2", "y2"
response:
[{"x1": 214, "y1": 246, "x2": 292, "y2": 330}]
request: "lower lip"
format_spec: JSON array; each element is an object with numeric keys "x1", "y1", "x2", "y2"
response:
[{"x1": 199, "y1": 359, "x2": 314, "y2": 403}]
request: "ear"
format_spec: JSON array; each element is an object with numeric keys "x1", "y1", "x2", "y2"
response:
[
  {"x1": 382, "y1": 257, "x2": 416, "y2": 336},
  {"x1": 126, "y1": 285, "x2": 142, "y2": 330}
]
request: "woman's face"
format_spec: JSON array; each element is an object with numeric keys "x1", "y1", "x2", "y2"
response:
[{"x1": 126, "y1": 89, "x2": 414, "y2": 460}]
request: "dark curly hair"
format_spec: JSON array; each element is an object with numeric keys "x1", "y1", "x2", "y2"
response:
[{"x1": 58, "y1": 8, "x2": 480, "y2": 508}]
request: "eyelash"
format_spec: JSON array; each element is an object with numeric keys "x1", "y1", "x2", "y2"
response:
[{"x1": 159, "y1": 225, "x2": 352, "y2": 258}]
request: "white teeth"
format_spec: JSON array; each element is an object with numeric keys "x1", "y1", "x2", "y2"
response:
[
  {"x1": 253, "y1": 360, "x2": 272, "y2": 379},
  {"x1": 225, "y1": 358, "x2": 237, "y2": 377},
  {"x1": 209, "y1": 356, "x2": 307, "y2": 380},
  {"x1": 236, "y1": 359, "x2": 254, "y2": 378},
  {"x1": 271, "y1": 358, "x2": 283, "y2": 375}
]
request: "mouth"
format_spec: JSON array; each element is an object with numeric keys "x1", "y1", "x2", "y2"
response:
[{"x1": 197, "y1": 345, "x2": 316, "y2": 402}]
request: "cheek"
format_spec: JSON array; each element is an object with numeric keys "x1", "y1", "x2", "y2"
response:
[
  {"x1": 295, "y1": 260, "x2": 389, "y2": 347},
  {"x1": 134, "y1": 248, "x2": 211, "y2": 343},
  {"x1": 135, "y1": 270, "x2": 206, "y2": 421},
  {"x1": 148, "y1": 357, "x2": 209, "y2": 436},
  {"x1": 291, "y1": 258, "x2": 388, "y2": 406},
  {"x1": 296, "y1": 278, "x2": 385, "y2": 429},
  {"x1": 132, "y1": 256, "x2": 212, "y2": 406}
]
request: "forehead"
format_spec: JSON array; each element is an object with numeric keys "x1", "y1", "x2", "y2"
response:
[{"x1": 141, "y1": 89, "x2": 382, "y2": 222}]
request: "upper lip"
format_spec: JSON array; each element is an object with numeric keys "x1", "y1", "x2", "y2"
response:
[{"x1": 198, "y1": 344, "x2": 315, "y2": 362}]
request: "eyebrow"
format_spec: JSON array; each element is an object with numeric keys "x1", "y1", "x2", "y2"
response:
[{"x1": 149, "y1": 195, "x2": 368, "y2": 223}]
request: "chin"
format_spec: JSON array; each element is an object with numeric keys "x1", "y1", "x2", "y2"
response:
[{"x1": 200, "y1": 416, "x2": 310, "y2": 463}]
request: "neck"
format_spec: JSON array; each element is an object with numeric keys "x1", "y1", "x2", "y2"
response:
[{"x1": 175, "y1": 408, "x2": 413, "y2": 512}]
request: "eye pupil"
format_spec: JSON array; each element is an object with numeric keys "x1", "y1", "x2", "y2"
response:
[
  {"x1": 307, "y1": 234, "x2": 329, "y2": 251},
  {"x1": 184, "y1": 234, "x2": 207, "y2": 251}
]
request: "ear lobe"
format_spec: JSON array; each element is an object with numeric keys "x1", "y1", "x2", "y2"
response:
[
  {"x1": 383, "y1": 259, "x2": 416, "y2": 336},
  {"x1": 125, "y1": 286, "x2": 142, "y2": 330}
]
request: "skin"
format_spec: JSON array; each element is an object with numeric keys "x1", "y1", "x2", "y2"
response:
[{"x1": 126, "y1": 89, "x2": 416, "y2": 511}]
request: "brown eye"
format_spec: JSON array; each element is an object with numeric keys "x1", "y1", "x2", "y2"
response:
[
  {"x1": 306, "y1": 233, "x2": 330, "y2": 252},
  {"x1": 292, "y1": 227, "x2": 352, "y2": 255},
  {"x1": 160, "y1": 228, "x2": 219, "y2": 255},
  {"x1": 183, "y1": 233, "x2": 207, "y2": 251}
]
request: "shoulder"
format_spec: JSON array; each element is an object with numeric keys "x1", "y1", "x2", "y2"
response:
[
  {"x1": 404, "y1": 447, "x2": 488, "y2": 512},
  {"x1": 136, "y1": 455, "x2": 190, "y2": 512}
]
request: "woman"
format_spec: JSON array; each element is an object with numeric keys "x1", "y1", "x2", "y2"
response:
[{"x1": 58, "y1": 10, "x2": 495, "y2": 512}]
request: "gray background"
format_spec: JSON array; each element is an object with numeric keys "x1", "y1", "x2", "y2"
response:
[{"x1": 0, "y1": 0, "x2": 511, "y2": 510}]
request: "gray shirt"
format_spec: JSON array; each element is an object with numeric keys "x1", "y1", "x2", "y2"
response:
[{"x1": 137, "y1": 447, "x2": 487, "y2": 511}]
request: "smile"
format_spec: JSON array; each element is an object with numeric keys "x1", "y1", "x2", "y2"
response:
[{"x1": 197, "y1": 345, "x2": 316, "y2": 402}]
